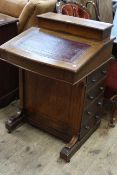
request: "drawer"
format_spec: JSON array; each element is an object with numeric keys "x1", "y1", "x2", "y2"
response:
[
  {"x1": 82, "y1": 97, "x2": 103, "y2": 126},
  {"x1": 87, "y1": 64, "x2": 107, "y2": 89},
  {"x1": 85, "y1": 81, "x2": 105, "y2": 107},
  {"x1": 79, "y1": 114, "x2": 101, "y2": 140}
]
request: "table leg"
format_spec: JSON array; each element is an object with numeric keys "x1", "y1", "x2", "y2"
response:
[{"x1": 109, "y1": 95, "x2": 117, "y2": 127}]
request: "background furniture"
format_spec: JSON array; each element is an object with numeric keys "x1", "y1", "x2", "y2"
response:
[
  {"x1": 104, "y1": 60, "x2": 117, "y2": 127},
  {"x1": 0, "y1": 0, "x2": 113, "y2": 33},
  {"x1": 0, "y1": 13, "x2": 18, "y2": 108},
  {"x1": 104, "y1": 8, "x2": 117, "y2": 126},
  {"x1": 56, "y1": 0, "x2": 100, "y2": 20},
  {"x1": 111, "y1": 8, "x2": 117, "y2": 57},
  {"x1": 0, "y1": 0, "x2": 57, "y2": 33},
  {"x1": 0, "y1": 13, "x2": 113, "y2": 162},
  {"x1": 0, "y1": 0, "x2": 57, "y2": 107},
  {"x1": 112, "y1": 0, "x2": 117, "y2": 14},
  {"x1": 77, "y1": 0, "x2": 113, "y2": 23}
]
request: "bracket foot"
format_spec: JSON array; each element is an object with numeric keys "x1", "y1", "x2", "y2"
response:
[{"x1": 5, "y1": 109, "x2": 26, "y2": 133}]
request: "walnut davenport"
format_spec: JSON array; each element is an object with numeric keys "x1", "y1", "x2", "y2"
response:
[{"x1": 0, "y1": 13, "x2": 113, "y2": 162}]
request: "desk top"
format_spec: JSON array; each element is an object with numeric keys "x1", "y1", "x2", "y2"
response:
[
  {"x1": 0, "y1": 14, "x2": 113, "y2": 84},
  {"x1": 0, "y1": 13, "x2": 18, "y2": 27},
  {"x1": 0, "y1": 27, "x2": 106, "y2": 72}
]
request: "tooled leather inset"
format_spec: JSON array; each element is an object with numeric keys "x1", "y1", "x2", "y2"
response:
[{"x1": 14, "y1": 31, "x2": 91, "y2": 63}]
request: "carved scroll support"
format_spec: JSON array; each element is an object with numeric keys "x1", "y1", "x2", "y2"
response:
[
  {"x1": 5, "y1": 109, "x2": 26, "y2": 133},
  {"x1": 60, "y1": 121, "x2": 100, "y2": 162},
  {"x1": 60, "y1": 135, "x2": 78, "y2": 162}
]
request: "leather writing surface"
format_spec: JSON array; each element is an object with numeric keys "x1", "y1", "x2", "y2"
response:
[{"x1": 13, "y1": 30, "x2": 90, "y2": 63}]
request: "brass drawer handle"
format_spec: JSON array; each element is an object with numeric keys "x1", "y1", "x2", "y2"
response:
[
  {"x1": 101, "y1": 70, "x2": 107, "y2": 75},
  {"x1": 99, "y1": 86, "x2": 104, "y2": 91},
  {"x1": 85, "y1": 125, "x2": 90, "y2": 130}
]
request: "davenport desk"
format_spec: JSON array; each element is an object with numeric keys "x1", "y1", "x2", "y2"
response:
[
  {"x1": 0, "y1": 13, "x2": 18, "y2": 108},
  {"x1": 0, "y1": 12, "x2": 113, "y2": 162}
]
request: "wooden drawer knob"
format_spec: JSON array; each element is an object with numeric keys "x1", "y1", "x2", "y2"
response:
[
  {"x1": 97, "y1": 101, "x2": 102, "y2": 106},
  {"x1": 101, "y1": 70, "x2": 107, "y2": 75},
  {"x1": 89, "y1": 96, "x2": 95, "y2": 100},
  {"x1": 85, "y1": 125, "x2": 90, "y2": 130},
  {"x1": 95, "y1": 115, "x2": 100, "y2": 119},
  {"x1": 87, "y1": 111, "x2": 92, "y2": 115},
  {"x1": 99, "y1": 86, "x2": 104, "y2": 91},
  {"x1": 91, "y1": 79, "x2": 97, "y2": 83}
]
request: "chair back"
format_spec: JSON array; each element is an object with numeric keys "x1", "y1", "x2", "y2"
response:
[
  {"x1": 85, "y1": 0, "x2": 100, "y2": 20},
  {"x1": 56, "y1": 0, "x2": 100, "y2": 20}
]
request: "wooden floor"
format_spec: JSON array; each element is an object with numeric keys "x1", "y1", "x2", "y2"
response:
[{"x1": 0, "y1": 101, "x2": 117, "y2": 175}]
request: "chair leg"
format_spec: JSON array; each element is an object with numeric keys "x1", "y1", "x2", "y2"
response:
[
  {"x1": 109, "y1": 101, "x2": 116, "y2": 127},
  {"x1": 109, "y1": 95, "x2": 117, "y2": 127}
]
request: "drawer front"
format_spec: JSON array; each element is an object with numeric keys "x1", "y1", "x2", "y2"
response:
[
  {"x1": 87, "y1": 64, "x2": 107, "y2": 89},
  {"x1": 82, "y1": 97, "x2": 103, "y2": 127},
  {"x1": 85, "y1": 81, "x2": 105, "y2": 107},
  {"x1": 79, "y1": 114, "x2": 101, "y2": 140}
]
